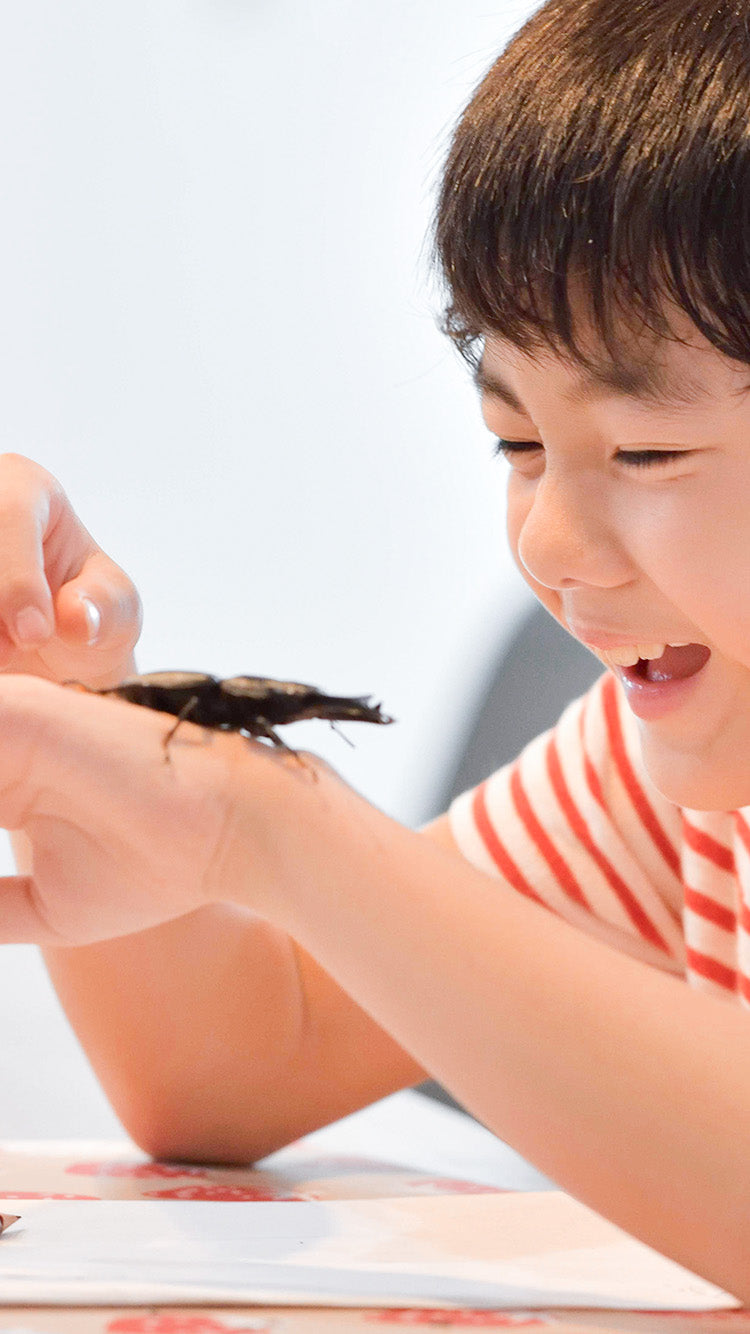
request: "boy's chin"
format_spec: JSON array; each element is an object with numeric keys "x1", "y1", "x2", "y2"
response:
[{"x1": 639, "y1": 730, "x2": 750, "y2": 812}]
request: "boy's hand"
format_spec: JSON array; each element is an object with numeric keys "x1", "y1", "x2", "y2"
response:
[
  {"x1": 0, "y1": 454, "x2": 141, "y2": 686},
  {"x1": 0, "y1": 674, "x2": 252, "y2": 945}
]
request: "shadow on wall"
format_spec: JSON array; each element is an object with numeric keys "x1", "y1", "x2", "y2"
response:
[{"x1": 419, "y1": 602, "x2": 603, "y2": 1115}]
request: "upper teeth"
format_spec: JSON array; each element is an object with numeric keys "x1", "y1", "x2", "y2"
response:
[{"x1": 600, "y1": 642, "x2": 690, "y2": 667}]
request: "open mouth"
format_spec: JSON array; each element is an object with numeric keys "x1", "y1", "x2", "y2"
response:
[
  {"x1": 620, "y1": 643, "x2": 712, "y2": 684},
  {"x1": 591, "y1": 641, "x2": 712, "y2": 720}
]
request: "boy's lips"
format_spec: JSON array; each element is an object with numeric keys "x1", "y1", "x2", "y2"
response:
[
  {"x1": 569, "y1": 624, "x2": 695, "y2": 651},
  {"x1": 569, "y1": 627, "x2": 712, "y2": 719},
  {"x1": 606, "y1": 645, "x2": 712, "y2": 720}
]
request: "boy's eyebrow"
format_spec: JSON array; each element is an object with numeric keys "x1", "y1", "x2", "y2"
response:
[{"x1": 473, "y1": 359, "x2": 728, "y2": 411}]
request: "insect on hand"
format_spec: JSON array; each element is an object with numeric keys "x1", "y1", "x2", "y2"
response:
[{"x1": 67, "y1": 671, "x2": 395, "y2": 762}]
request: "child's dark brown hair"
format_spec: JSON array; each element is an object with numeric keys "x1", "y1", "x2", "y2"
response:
[{"x1": 434, "y1": 0, "x2": 750, "y2": 376}]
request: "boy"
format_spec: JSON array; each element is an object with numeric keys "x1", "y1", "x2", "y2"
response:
[{"x1": 0, "y1": 0, "x2": 748, "y2": 1300}]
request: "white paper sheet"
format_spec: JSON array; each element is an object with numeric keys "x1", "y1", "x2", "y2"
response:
[
  {"x1": 260, "y1": 1087, "x2": 555, "y2": 1190},
  {"x1": 0, "y1": 1192, "x2": 738, "y2": 1310}
]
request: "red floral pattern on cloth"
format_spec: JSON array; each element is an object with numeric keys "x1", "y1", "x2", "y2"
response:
[
  {"x1": 66, "y1": 1162, "x2": 210, "y2": 1179},
  {"x1": 142, "y1": 1184, "x2": 307, "y2": 1201},
  {"x1": 55, "y1": 1155, "x2": 499, "y2": 1203},
  {"x1": 106, "y1": 1318, "x2": 272, "y2": 1333}
]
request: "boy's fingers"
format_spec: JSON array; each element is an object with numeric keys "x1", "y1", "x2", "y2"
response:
[
  {"x1": 0, "y1": 461, "x2": 59, "y2": 647},
  {"x1": 0, "y1": 459, "x2": 140, "y2": 659},
  {"x1": 0, "y1": 536, "x2": 55, "y2": 650},
  {"x1": 55, "y1": 553, "x2": 143, "y2": 651}
]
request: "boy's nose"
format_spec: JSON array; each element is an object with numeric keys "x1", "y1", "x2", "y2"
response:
[{"x1": 514, "y1": 471, "x2": 632, "y2": 592}]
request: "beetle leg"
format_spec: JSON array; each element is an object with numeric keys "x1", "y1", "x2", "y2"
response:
[
  {"x1": 328, "y1": 720, "x2": 355, "y2": 748},
  {"x1": 250, "y1": 717, "x2": 295, "y2": 752},
  {"x1": 163, "y1": 694, "x2": 201, "y2": 761},
  {"x1": 250, "y1": 718, "x2": 316, "y2": 778}
]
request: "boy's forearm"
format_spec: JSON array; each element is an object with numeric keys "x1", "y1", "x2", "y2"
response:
[
  {"x1": 225, "y1": 765, "x2": 750, "y2": 1303},
  {"x1": 41, "y1": 907, "x2": 307, "y2": 1157},
  {"x1": 41, "y1": 897, "x2": 426, "y2": 1163}
]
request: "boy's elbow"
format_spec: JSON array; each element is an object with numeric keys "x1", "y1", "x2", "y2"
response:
[
  {"x1": 116, "y1": 1086, "x2": 294, "y2": 1167},
  {"x1": 123, "y1": 1120, "x2": 260, "y2": 1167}
]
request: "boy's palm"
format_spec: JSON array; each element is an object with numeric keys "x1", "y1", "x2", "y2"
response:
[{"x1": 0, "y1": 675, "x2": 235, "y2": 945}]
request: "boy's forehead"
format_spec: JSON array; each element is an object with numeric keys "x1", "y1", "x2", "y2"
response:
[{"x1": 478, "y1": 331, "x2": 750, "y2": 414}]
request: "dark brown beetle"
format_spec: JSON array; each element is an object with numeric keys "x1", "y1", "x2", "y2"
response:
[{"x1": 75, "y1": 671, "x2": 394, "y2": 755}]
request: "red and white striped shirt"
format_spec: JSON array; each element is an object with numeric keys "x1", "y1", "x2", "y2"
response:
[{"x1": 449, "y1": 671, "x2": 750, "y2": 1004}]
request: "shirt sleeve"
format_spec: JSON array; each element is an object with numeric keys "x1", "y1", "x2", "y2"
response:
[{"x1": 449, "y1": 671, "x2": 687, "y2": 974}]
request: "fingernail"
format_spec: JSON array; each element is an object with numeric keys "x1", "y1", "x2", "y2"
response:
[
  {"x1": 79, "y1": 596, "x2": 101, "y2": 645},
  {"x1": 14, "y1": 605, "x2": 51, "y2": 645}
]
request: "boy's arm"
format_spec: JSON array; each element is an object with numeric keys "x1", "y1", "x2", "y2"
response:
[
  {"x1": 0, "y1": 452, "x2": 743, "y2": 1300},
  {"x1": 39, "y1": 819, "x2": 455, "y2": 1162},
  {"x1": 228, "y1": 776, "x2": 750, "y2": 1306},
  {"x1": 0, "y1": 451, "x2": 424, "y2": 1154},
  {"x1": 0, "y1": 685, "x2": 748, "y2": 1299},
  {"x1": 40, "y1": 907, "x2": 429, "y2": 1163}
]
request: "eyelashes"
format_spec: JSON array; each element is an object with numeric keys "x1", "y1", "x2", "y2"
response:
[
  {"x1": 492, "y1": 438, "x2": 539, "y2": 460},
  {"x1": 492, "y1": 439, "x2": 691, "y2": 469},
  {"x1": 615, "y1": 449, "x2": 690, "y2": 468}
]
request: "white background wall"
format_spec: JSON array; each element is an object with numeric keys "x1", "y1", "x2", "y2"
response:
[{"x1": 0, "y1": 0, "x2": 539, "y2": 1138}]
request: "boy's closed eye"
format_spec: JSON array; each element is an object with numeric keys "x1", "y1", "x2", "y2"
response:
[
  {"x1": 492, "y1": 438, "x2": 695, "y2": 469},
  {"x1": 492, "y1": 437, "x2": 541, "y2": 458}
]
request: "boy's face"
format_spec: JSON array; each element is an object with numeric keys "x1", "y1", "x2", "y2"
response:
[{"x1": 478, "y1": 316, "x2": 750, "y2": 811}]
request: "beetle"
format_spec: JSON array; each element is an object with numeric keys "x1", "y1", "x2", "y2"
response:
[{"x1": 71, "y1": 671, "x2": 394, "y2": 756}]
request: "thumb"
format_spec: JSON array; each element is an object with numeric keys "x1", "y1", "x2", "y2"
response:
[{"x1": 55, "y1": 552, "x2": 142, "y2": 652}]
